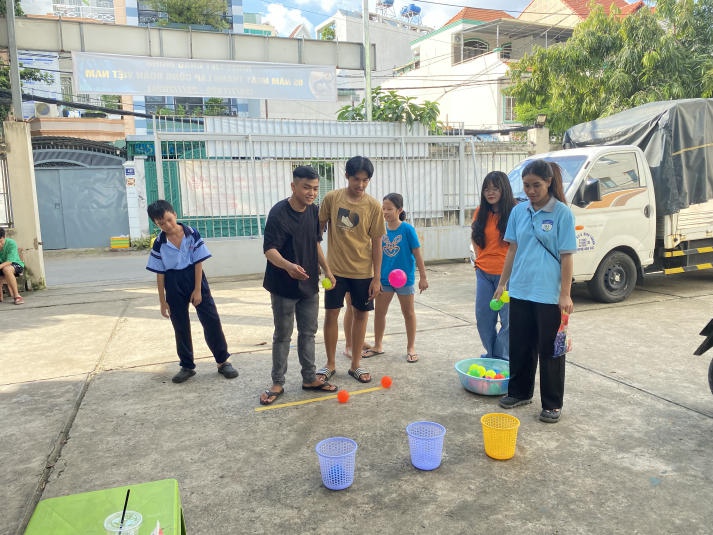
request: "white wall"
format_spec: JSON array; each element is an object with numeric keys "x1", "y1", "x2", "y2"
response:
[
  {"x1": 518, "y1": 0, "x2": 580, "y2": 27},
  {"x1": 205, "y1": 225, "x2": 473, "y2": 278},
  {"x1": 383, "y1": 46, "x2": 509, "y2": 130},
  {"x1": 381, "y1": 21, "x2": 561, "y2": 130}
]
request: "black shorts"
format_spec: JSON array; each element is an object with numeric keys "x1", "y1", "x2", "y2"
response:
[
  {"x1": 8, "y1": 263, "x2": 23, "y2": 277},
  {"x1": 324, "y1": 276, "x2": 374, "y2": 312}
]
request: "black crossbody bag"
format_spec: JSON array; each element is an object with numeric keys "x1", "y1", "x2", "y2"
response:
[{"x1": 530, "y1": 212, "x2": 560, "y2": 264}]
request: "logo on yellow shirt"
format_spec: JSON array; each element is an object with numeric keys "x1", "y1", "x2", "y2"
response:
[{"x1": 337, "y1": 207, "x2": 360, "y2": 230}]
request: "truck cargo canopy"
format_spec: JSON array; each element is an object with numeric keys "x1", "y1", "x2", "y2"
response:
[{"x1": 562, "y1": 98, "x2": 713, "y2": 215}]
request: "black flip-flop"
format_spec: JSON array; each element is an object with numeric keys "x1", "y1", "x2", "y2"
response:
[
  {"x1": 348, "y1": 368, "x2": 372, "y2": 383},
  {"x1": 259, "y1": 389, "x2": 284, "y2": 406},
  {"x1": 362, "y1": 348, "x2": 384, "y2": 358},
  {"x1": 302, "y1": 382, "x2": 338, "y2": 392},
  {"x1": 316, "y1": 367, "x2": 336, "y2": 381}
]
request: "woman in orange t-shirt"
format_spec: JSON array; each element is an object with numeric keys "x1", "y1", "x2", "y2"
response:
[{"x1": 471, "y1": 171, "x2": 516, "y2": 361}]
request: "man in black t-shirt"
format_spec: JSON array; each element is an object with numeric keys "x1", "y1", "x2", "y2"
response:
[{"x1": 260, "y1": 166, "x2": 338, "y2": 405}]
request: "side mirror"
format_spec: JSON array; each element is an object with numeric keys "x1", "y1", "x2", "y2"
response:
[{"x1": 575, "y1": 178, "x2": 602, "y2": 207}]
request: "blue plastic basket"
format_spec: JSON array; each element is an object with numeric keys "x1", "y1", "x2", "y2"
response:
[
  {"x1": 454, "y1": 358, "x2": 509, "y2": 396},
  {"x1": 406, "y1": 421, "x2": 446, "y2": 470},
  {"x1": 315, "y1": 437, "x2": 358, "y2": 490}
]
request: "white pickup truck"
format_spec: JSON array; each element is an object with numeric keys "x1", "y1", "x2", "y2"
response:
[{"x1": 505, "y1": 144, "x2": 713, "y2": 302}]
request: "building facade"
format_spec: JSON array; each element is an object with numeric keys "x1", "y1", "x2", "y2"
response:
[{"x1": 381, "y1": 2, "x2": 643, "y2": 136}]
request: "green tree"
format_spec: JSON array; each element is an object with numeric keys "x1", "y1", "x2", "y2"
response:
[
  {"x1": 0, "y1": 61, "x2": 54, "y2": 120},
  {"x1": 320, "y1": 24, "x2": 336, "y2": 41},
  {"x1": 0, "y1": 1, "x2": 24, "y2": 16},
  {"x1": 101, "y1": 95, "x2": 121, "y2": 110},
  {"x1": 337, "y1": 86, "x2": 442, "y2": 133},
  {"x1": 146, "y1": 0, "x2": 229, "y2": 31},
  {"x1": 507, "y1": 1, "x2": 713, "y2": 135},
  {"x1": 204, "y1": 97, "x2": 227, "y2": 116}
]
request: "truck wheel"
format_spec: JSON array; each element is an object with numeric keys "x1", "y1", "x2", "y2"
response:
[{"x1": 587, "y1": 251, "x2": 637, "y2": 303}]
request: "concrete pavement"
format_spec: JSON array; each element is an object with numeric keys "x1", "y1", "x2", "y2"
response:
[{"x1": 3, "y1": 251, "x2": 713, "y2": 534}]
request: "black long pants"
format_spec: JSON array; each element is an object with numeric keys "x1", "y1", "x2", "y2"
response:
[
  {"x1": 165, "y1": 266, "x2": 229, "y2": 369},
  {"x1": 508, "y1": 297, "x2": 566, "y2": 410}
]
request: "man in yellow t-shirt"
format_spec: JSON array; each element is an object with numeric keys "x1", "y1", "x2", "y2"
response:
[{"x1": 317, "y1": 156, "x2": 386, "y2": 384}]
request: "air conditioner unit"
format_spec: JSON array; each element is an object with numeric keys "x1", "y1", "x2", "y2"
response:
[{"x1": 34, "y1": 102, "x2": 59, "y2": 118}]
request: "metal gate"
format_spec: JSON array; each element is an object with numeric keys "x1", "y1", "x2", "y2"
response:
[
  {"x1": 133, "y1": 117, "x2": 529, "y2": 249},
  {"x1": 32, "y1": 138, "x2": 128, "y2": 250},
  {"x1": 36, "y1": 166, "x2": 129, "y2": 249}
]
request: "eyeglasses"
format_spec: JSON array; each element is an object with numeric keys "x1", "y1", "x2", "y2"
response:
[{"x1": 483, "y1": 186, "x2": 501, "y2": 192}]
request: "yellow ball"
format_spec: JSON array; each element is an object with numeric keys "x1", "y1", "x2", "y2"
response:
[
  {"x1": 322, "y1": 278, "x2": 333, "y2": 290},
  {"x1": 501, "y1": 290, "x2": 510, "y2": 303}
]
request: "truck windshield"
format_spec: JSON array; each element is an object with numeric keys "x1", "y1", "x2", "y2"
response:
[{"x1": 507, "y1": 155, "x2": 586, "y2": 202}]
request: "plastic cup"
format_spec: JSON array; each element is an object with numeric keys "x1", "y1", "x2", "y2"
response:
[{"x1": 104, "y1": 510, "x2": 142, "y2": 535}]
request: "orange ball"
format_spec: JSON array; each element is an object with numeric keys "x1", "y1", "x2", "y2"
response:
[
  {"x1": 380, "y1": 375, "x2": 392, "y2": 388},
  {"x1": 337, "y1": 390, "x2": 350, "y2": 403}
]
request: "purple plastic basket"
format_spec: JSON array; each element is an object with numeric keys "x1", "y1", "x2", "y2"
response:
[
  {"x1": 315, "y1": 437, "x2": 358, "y2": 490},
  {"x1": 406, "y1": 421, "x2": 446, "y2": 470}
]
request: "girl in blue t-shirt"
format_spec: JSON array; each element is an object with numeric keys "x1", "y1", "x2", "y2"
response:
[
  {"x1": 362, "y1": 193, "x2": 428, "y2": 363},
  {"x1": 494, "y1": 160, "x2": 576, "y2": 424}
]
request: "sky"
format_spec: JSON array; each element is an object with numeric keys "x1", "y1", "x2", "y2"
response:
[{"x1": 246, "y1": 0, "x2": 534, "y2": 37}]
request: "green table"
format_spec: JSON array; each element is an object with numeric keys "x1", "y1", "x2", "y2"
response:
[{"x1": 25, "y1": 478, "x2": 186, "y2": 534}]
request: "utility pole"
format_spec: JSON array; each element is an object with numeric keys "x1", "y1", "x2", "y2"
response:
[
  {"x1": 6, "y1": 0, "x2": 24, "y2": 119},
  {"x1": 362, "y1": 0, "x2": 372, "y2": 121}
]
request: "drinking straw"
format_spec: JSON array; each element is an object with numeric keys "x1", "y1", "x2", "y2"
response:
[{"x1": 118, "y1": 489, "x2": 130, "y2": 535}]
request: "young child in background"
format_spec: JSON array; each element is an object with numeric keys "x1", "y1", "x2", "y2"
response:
[
  {"x1": 363, "y1": 193, "x2": 428, "y2": 362},
  {"x1": 494, "y1": 160, "x2": 576, "y2": 423},
  {"x1": 471, "y1": 171, "x2": 516, "y2": 361},
  {"x1": 146, "y1": 200, "x2": 239, "y2": 384}
]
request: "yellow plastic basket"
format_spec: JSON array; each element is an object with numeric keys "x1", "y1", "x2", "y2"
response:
[{"x1": 480, "y1": 413, "x2": 520, "y2": 460}]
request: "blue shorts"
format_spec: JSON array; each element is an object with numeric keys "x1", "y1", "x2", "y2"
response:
[{"x1": 381, "y1": 283, "x2": 416, "y2": 296}]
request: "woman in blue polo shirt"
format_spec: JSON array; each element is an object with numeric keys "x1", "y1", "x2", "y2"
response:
[{"x1": 494, "y1": 160, "x2": 576, "y2": 423}]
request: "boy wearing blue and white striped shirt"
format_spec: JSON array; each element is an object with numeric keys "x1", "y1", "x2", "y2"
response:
[{"x1": 146, "y1": 200, "x2": 239, "y2": 384}]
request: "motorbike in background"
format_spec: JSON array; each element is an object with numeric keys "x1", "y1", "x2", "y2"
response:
[{"x1": 694, "y1": 319, "x2": 713, "y2": 395}]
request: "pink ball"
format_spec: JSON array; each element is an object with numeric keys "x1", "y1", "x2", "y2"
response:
[{"x1": 388, "y1": 269, "x2": 407, "y2": 288}]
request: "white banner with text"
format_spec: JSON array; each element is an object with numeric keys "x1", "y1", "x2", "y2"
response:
[{"x1": 72, "y1": 52, "x2": 337, "y2": 101}]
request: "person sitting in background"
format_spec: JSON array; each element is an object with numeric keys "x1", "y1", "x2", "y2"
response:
[{"x1": 0, "y1": 228, "x2": 25, "y2": 305}]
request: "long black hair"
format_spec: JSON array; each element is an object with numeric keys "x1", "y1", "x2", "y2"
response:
[
  {"x1": 383, "y1": 192, "x2": 407, "y2": 221},
  {"x1": 521, "y1": 159, "x2": 566, "y2": 202},
  {"x1": 471, "y1": 171, "x2": 516, "y2": 248}
]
